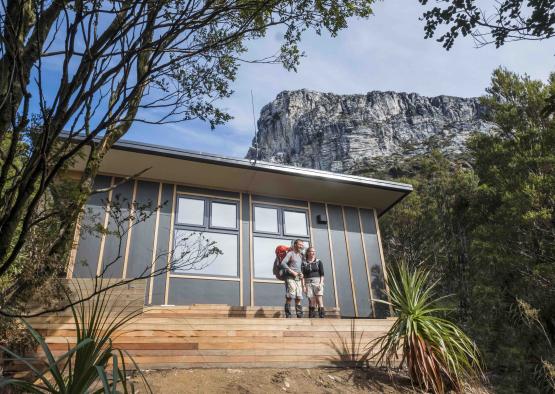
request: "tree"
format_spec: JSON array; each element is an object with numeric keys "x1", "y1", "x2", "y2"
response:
[
  {"x1": 0, "y1": 0, "x2": 375, "y2": 289},
  {"x1": 378, "y1": 68, "x2": 555, "y2": 392},
  {"x1": 466, "y1": 69, "x2": 555, "y2": 392},
  {"x1": 418, "y1": 0, "x2": 555, "y2": 49}
]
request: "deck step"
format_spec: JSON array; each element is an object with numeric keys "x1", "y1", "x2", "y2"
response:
[{"x1": 6, "y1": 313, "x2": 395, "y2": 371}]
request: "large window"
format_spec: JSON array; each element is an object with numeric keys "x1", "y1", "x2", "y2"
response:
[
  {"x1": 252, "y1": 204, "x2": 310, "y2": 279},
  {"x1": 174, "y1": 230, "x2": 238, "y2": 276},
  {"x1": 173, "y1": 195, "x2": 239, "y2": 278}
]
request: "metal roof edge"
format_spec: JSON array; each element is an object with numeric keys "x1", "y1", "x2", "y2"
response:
[
  {"x1": 61, "y1": 133, "x2": 413, "y2": 195},
  {"x1": 109, "y1": 138, "x2": 413, "y2": 194}
]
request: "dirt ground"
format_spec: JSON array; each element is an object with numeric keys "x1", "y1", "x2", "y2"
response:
[{"x1": 138, "y1": 367, "x2": 416, "y2": 394}]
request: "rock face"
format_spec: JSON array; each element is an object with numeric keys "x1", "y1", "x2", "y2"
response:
[{"x1": 246, "y1": 90, "x2": 494, "y2": 174}]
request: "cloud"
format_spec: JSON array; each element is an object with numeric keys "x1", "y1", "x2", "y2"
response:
[{"x1": 131, "y1": 0, "x2": 554, "y2": 158}]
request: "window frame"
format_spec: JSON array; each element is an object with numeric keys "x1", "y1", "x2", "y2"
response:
[
  {"x1": 209, "y1": 199, "x2": 239, "y2": 231},
  {"x1": 173, "y1": 194, "x2": 240, "y2": 279},
  {"x1": 251, "y1": 203, "x2": 311, "y2": 280},
  {"x1": 175, "y1": 196, "x2": 206, "y2": 227},
  {"x1": 252, "y1": 205, "x2": 281, "y2": 235},
  {"x1": 282, "y1": 208, "x2": 309, "y2": 237}
]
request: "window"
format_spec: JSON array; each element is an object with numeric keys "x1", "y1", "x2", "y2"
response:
[
  {"x1": 253, "y1": 237, "x2": 292, "y2": 279},
  {"x1": 283, "y1": 210, "x2": 308, "y2": 236},
  {"x1": 253, "y1": 237, "x2": 310, "y2": 279},
  {"x1": 177, "y1": 197, "x2": 204, "y2": 226},
  {"x1": 173, "y1": 194, "x2": 239, "y2": 278},
  {"x1": 174, "y1": 230, "x2": 238, "y2": 276},
  {"x1": 253, "y1": 206, "x2": 279, "y2": 233},
  {"x1": 210, "y1": 201, "x2": 237, "y2": 229},
  {"x1": 252, "y1": 203, "x2": 310, "y2": 280}
]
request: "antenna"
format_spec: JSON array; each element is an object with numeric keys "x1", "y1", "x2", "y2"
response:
[{"x1": 250, "y1": 89, "x2": 258, "y2": 165}]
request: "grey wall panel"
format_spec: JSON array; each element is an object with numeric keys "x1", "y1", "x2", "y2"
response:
[
  {"x1": 309, "y1": 203, "x2": 336, "y2": 307},
  {"x1": 344, "y1": 207, "x2": 373, "y2": 318},
  {"x1": 73, "y1": 175, "x2": 111, "y2": 277},
  {"x1": 360, "y1": 208, "x2": 389, "y2": 318},
  {"x1": 100, "y1": 178, "x2": 134, "y2": 278},
  {"x1": 241, "y1": 193, "x2": 251, "y2": 306},
  {"x1": 251, "y1": 195, "x2": 307, "y2": 207},
  {"x1": 327, "y1": 205, "x2": 355, "y2": 317},
  {"x1": 169, "y1": 278, "x2": 240, "y2": 305},
  {"x1": 150, "y1": 183, "x2": 174, "y2": 305},
  {"x1": 177, "y1": 185, "x2": 239, "y2": 199},
  {"x1": 253, "y1": 282, "x2": 285, "y2": 307},
  {"x1": 127, "y1": 181, "x2": 159, "y2": 281}
]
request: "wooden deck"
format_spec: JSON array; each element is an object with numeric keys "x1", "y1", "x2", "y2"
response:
[
  {"x1": 12, "y1": 280, "x2": 395, "y2": 370},
  {"x1": 26, "y1": 311, "x2": 394, "y2": 369}
]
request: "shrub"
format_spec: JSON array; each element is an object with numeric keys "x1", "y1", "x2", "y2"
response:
[{"x1": 367, "y1": 263, "x2": 483, "y2": 394}]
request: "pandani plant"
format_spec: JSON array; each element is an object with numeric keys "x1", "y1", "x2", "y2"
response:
[
  {"x1": 366, "y1": 263, "x2": 484, "y2": 394},
  {"x1": 0, "y1": 280, "x2": 152, "y2": 393}
]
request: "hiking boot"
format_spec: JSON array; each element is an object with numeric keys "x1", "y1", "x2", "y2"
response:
[
  {"x1": 295, "y1": 304, "x2": 303, "y2": 318},
  {"x1": 308, "y1": 306, "x2": 316, "y2": 318},
  {"x1": 284, "y1": 303, "x2": 292, "y2": 318},
  {"x1": 318, "y1": 307, "x2": 325, "y2": 318}
]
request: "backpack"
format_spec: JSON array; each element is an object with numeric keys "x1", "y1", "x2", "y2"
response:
[{"x1": 273, "y1": 245, "x2": 291, "y2": 281}]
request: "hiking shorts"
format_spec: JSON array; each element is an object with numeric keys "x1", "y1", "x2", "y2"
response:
[
  {"x1": 305, "y1": 277, "x2": 324, "y2": 298},
  {"x1": 285, "y1": 278, "x2": 303, "y2": 299}
]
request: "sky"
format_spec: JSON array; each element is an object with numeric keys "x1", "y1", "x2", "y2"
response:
[{"x1": 125, "y1": 0, "x2": 554, "y2": 158}]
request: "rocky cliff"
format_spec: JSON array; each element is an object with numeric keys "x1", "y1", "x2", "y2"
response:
[{"x1": 246, "y1": 90, "x2": 494, "y2": 174}]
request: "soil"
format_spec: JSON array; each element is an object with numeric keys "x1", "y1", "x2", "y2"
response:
[{"x1": 137, "y1": 367, "x2": 416, "y2": 394}]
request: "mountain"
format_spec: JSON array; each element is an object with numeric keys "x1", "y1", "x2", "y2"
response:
[{"x1": 245, "y1": 89, "x2": 494, "y2": 175}]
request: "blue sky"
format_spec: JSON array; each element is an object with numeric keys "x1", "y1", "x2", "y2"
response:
[{"x1": 126, "y1": 0, "x2": 554, "y2": 158}]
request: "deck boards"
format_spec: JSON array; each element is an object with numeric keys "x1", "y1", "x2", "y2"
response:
[
  {"x1": 8, "y1": 280, "x2": 394, "y2": 370},
  {"x1": 17, "y1": 310, "x2": 394, "y2": 369}
]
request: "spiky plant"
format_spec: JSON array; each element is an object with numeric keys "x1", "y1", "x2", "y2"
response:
[
  {"x1": 367, "y1": 263, "x2": 483, "y2": 394},
  {"x1": 0, "y1": 279, "x2": 151, "y2": 393}
]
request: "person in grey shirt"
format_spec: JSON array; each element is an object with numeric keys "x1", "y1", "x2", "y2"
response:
[{"x1": 280, "y1": 239, "x2": 305, "y2": 318}]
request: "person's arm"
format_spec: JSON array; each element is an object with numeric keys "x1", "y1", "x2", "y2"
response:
[
  {"x1": 280, "y1": 252, "x2": 297, "y2": 276},
  {"x1": 319, "y1": 260, "x2": 325, "y2": 285}
]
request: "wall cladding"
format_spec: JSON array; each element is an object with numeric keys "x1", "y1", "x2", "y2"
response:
[
  {"x1": 360, "y1": 209, "x2": 389, "y2": 318},
  {"x1": 72, "y1": 177, "x2": 389, "y2": 317},
  {"x1": 343, "y1": 207, "x2": 373, "y2": 318},
  {"x1": 308, "y1": 203, "x2": 337, "y2": 308},
  {"x1": 73, "y1": 175, "x2": 111, "y2": 277},
  {"x1": 150, "y1": 183, "x2": 174, "y2": 305},
  {"x1": 169, "y1": 278, "x2": 240, "y2": 305},
  {"x1": 326, "y1": 205, "x2": 355, "y2": 317}
]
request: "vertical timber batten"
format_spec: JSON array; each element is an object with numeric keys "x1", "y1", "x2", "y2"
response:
[
  {"x1": 358, "y1": 208, "x2": 376, "y2": 318},
  {"x1": 122, "y1": 180, "x2": 138, "y2": 278},
  {"x1": 239, "y1": 193, "x2": 243, "y2": 306},
  {"x1": 248, "y1": 193, "x2": 254, "y2": 306},
  {"x1": 341, "y1": 206, "x2": 358, "y2": 317},
  {"x1": 307, "y1": 202, "x2": 314, "y2": 246},
  {"x1": 96, "y1": 176, "x2": 115, "y2": 276},
  {"x1": 324, "y1": 204, "x2": 340, "y2": 309},
  {"x1": 148, "y1": 182, "x2": 163, "y2": 305},
  {"x1": 163, "y1": 184, "x2": 177, "y2": 305},
  {"x1": 67, "y1": 211, "x2": 83, "y2": 278}
]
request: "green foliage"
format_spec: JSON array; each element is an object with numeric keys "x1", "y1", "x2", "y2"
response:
[
  {"x1": 368, "y1": 263, "x2": 483, "y2": 394},
  {"x1": 418, "y1": 0, "x2": 555, "y2": 49},
  {"x1": 378, "y1": 68, "x2": 555, "y2": 393},
  {"x1": 0, "y1": 282, "x2": 151, "y2": 393}
]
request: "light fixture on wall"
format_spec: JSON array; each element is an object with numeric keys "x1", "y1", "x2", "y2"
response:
[{"x1": 316, "y1": 214, "x2": 327, "y2": 224}]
